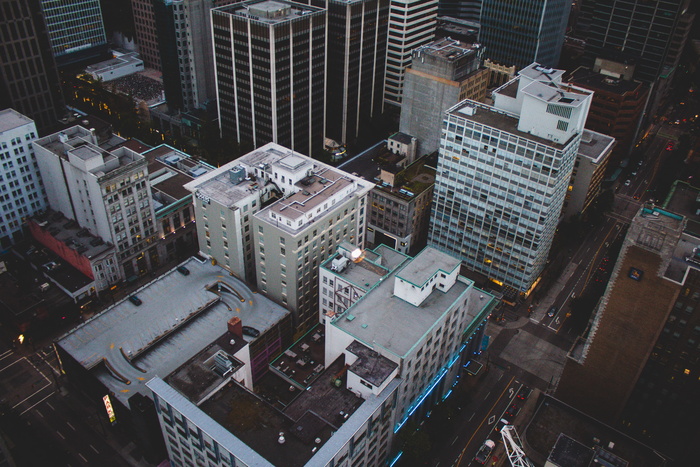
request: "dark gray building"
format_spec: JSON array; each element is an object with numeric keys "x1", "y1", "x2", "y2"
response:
[
  {"x1": 577, "y1": 0, "x2": 694, "y2": 84},
  {"x1": 0, "y1": 0, "x2": 66, "y2": 133},
  {"x1": 479, "y1": 0, "x2": 570, "y2": 69},
  {"x1": 212, "y1": 0, "x2": 326, "y2": 157}
]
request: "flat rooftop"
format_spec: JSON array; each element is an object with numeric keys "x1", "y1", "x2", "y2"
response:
[
  {"x1": 216, "y1": 0, "x2": 324, "y2": 24},
  {"x1": 578, "y1": 129, "x2": 615, "y2": 163},
  {"x1": 0, "y1": 108, "x2": 33, "y2": 132},
  {"x1": 519, "y1": 62, "x2": 565, "y2": 83},
  {"x1": 526, "y1": 396, "x2": 668, "y2": 467},
  {"x1": 397, "y1": 248, "x2": 461, "y2": 287},
  {"x1": 322, "y1": 245, "x2": 409, "y2": 291},
  {"x1": 334, "y1": 249, "x2": 491, "y2": 358},
  {"x1": 57, "y1": 257, "x2": 289, "y2": 406},
  {"x1": 662, "y1": 181, "x2": 700, "y2": 237},
  {"x1": 447, "y1": 100, "x2": 567, "y2": 149},
  {"x1": 30, "y1": 208, "x2": 113, "y2": 263},
  {"x1": 569, "y1": 67, "x2": 643, "y2": 94},
  {"x1": 142, "y1": 145, "x2": 214, "y2": 208},
  {"x1": 414, "y1": 38, "x2": 480, "y2": 61}
]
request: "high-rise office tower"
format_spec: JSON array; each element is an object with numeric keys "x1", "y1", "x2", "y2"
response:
[
  {"x1": 383, "y1": 0, "x2": 438, "y2": 108},
  {"x1": 0, "y1": 109, "x2": 45, "y2": 248},
  {"x1": 399, "y1": 38, "x2": 488, "y2": 156},
  {"x1": 577, "y1": 0, "x2": 694, "y2": 84},
  {"x1": 153, "y1": 0, "x2": 237, "y2": 113},
  {"x1": 437, "y1": 0, "x2": 481, "y2": 22},
  {"x1": 428, "y1": 63, "x2": 592, "y2": 294},
  {"x1": 212, "y1": 1, "x2": 326, "y2": 157},
  {"x1": 39, "y1": 0, "x2": 109, "y2": 67},
  {"x1": 479, "y1": 0, "x2": 570, "y2": 69},
  {"x1": 318, "y1": 0, "x2": 390, "y2": 146},
  {"x1": 0, "y1": 0, "x2": 66, "y2": 133}
]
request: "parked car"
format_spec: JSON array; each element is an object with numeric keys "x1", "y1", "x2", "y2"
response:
[
  {"x1": 129, "y1": 295, "x2": 142, "y2": 306},
  {"x1": 547, "y1": 306, "x2": 557, "y2": 318},
  {"x1": 624, "y1": 179, "x2": 631, "y2": 186},
  {"x1": 474, "y1": 439, "x2": 496, "y2": 464},
  {"x1": 176, "y1": 266, "x2": 190, "y2": 276},
  {"x1": 505, "y1": 403, "x2": 521, "y2": 418},
  {"x1": 666, "y1": 141, "x2": 675, "y2": 151},
  {"x1": 242, "y1": 326, "x2": 260, "y2": 337}
]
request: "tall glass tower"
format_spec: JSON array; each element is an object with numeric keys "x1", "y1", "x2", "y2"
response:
[
  {"x1": 39, "y1": 0, "x2": 108, "y2": 67},
  {"x1": 479, "y1": 0, "x2": 570, "y2": 69}
]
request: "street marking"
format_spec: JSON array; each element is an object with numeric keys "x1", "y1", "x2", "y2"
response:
[
  {"x1": 484, "y1": 391, "x2": 490, "y2": 400},
  {"x1": 67, "y1": 421, "x2": 76, "y2": 431},
  {"x1": 89, "y1": 445, "x2": 99, "y2": 454},
  {"x1": 46, "y1": 402, "x2": 55, "y2": 411},
  {"x1": 452, "y1": 436, "x2": 459, "y2": 446},
  {"x1": 456, "y1": 376, "x2": 516, "y2": 467},
  {"x1": 57, "y1": 431, "x2": 65, "y2": 440},
  {"x1": 468, "y1": 412, "x2": 474, "y2": 422},
  {"x1": 20, "y1": 393, "x2": 55, "y2": 416},
  {"x1": 488, "y1": 415, "x2": 496, "y2": 425},
  {"x1": 13, "y1": 381, "x2": 51, "y2": 408},
  {"x1": 36, "y1": 410, "x2": 43, "y2": 418},
  {"x1": 497, "y1": 373, "x2": 503, "y2": 381},
  {"x1": 79, "y1": 453, "x2": 88, "y2": 463},
  {"x1": 0, "y1": 357, "x2": 23, "y2": 373}
]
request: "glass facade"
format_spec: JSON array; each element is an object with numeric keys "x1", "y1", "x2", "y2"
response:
[
  {"x1": 479, "y1": 0, "x2": 569, "y2": 69},
  {"x1": 40, "y1": 0, "x2": 107, "y2": 65}
]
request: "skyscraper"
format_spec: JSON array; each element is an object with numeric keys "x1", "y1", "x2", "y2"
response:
[
  {"x1": 429, "y1": 63, "x2": 592, "y2": 294},
  {"x1": 320, "y1": 0, "x2": 390, "y2": 146},
  {"x1": 577, "y1": 0, "x2": 694, "y2": 84},
  {"x1": 479, "y1": 0, "x2": 570, "y2": 69},
  {"x1": 212, "y1": 0, "x2": 326, "y2": 157},
  {"x1": 383, "y1": 0, "x2": 438, "y2": 108},
  {"x1": 153, "y1": 0, "x2": 237, "y2": 113},
  {"x1": 437, "y1": 0, "x2": 481, "y2": 22},
  {"x1": 130, "y1": 0, "x2": 161, "y2": 71},
  {"x1": 0, "y1": 0, "x2": 66, "y2": 133},
  {"x1": 0, "y1": 109, "x2": 45, "y2": 248},
  {"x1": 39, "y1": 0, "x2": 109, "y2": 67}
]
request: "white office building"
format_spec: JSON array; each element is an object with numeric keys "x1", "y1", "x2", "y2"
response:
[
  {"x1": 384, "y1": 0, "x2": 438, "y2": 107},
  {"x1": 33, "y1": 126, "x2": 158, "y2": 279},
  {"x1": 0, "y1": 109, "x2": 44, "y2": 248},
  {"x1": 429, "y1": 63, "x2": 593, "y2": 294}
]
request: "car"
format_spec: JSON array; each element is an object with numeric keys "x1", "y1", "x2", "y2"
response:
[
  {"x1": 129, "y1": 295, "x2": 142, "y2": 306},
  {"x1": 242, "y1": 326, "x2": 260, "y2": 337},
  {"x1": 516, "y1": 386, "x2": 532, "y2": 400},
  {"x1": 547, "y1": 306, "x2": 557, "y2": 318},
  {"x1": 505, "y1": 403, "x2": 521, "y2": 418},
  {"x1": 474, "y1": 439, "x2": 496, "y2": 464},
  {"x1": 666, "y1": 141, "x2": 675, "y2": 151},
  {"x1": 631, "y1": 171, "x2": 637, "y2": 176},
  {"x1": 624, "y1": 179, "x2": 631, "y2": 186},
  {"x1": 176, "y1": 266, "x2": 190, "y2": 276}
]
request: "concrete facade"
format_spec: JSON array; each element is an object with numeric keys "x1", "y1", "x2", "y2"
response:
[
  {"x1": 0, "y1": 109, "x2": 45, "y2": 248},
  {"x1": 33, "y1": 126, "x2": 158, "y2": 279},
  {"x1": 399, "y1": 38, "x2": 488, "y2": 156},
  {"x1": 429, "y1": 63, "x2": 593, "y2": 294}
]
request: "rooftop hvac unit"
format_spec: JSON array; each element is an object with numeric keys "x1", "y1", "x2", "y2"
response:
[
  {"x1": 331, "y1": 256, "x2": 349, "y2": 273},
  {"x1": 229, "y1": 165, "x2": 246, "y2": 185},
  {"x1": 213, "y1": 351, "x2": 233, "y2": 376}
]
